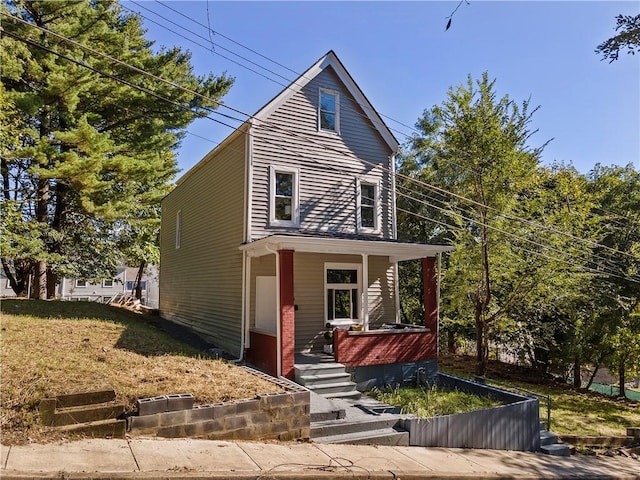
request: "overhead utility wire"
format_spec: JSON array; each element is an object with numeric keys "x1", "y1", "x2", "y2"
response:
[
  {"x1": 5, "y1": 13, "x2": 638, "y2": 269},
  {"x1": 142, "y1": 3, "x2": 639, "y2": 247}
]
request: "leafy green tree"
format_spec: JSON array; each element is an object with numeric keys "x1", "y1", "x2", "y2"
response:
[
  {"x1": 399, "y1": 73, "x2": 546, "y2": 375},
  {"x1": 596, "y1": 14, "x2": 640, "y2": 62},
  {"x1": 1, "y1": 0, "x2": 233, "y2": 298}
]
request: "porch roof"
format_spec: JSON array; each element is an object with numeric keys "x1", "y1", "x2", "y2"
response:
[{"x1": 239, "y1": 234, "x2": 454, "y2": 262}]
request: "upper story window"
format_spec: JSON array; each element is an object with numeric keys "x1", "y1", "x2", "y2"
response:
[
  {"x1": 75, "y1": 279, "x2": 87, "y2": 288},
  {"x1": 102, "y1": 279, "x2": 114, "y2": 288},
  {"x1": 319, "y1": 89, "x2": 339, "y2": 133},
  {"x1": 270, "y1": 166, "x2": 299, "y2": 227},
  {"x1": 175, "y1": 210, "x2": 182, "y2": 249},
  {"x1": 357, "y1": 179, "x2": 380, "y2": 233}
]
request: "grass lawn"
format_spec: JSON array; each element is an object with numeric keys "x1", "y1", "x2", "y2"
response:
[
  {"x1": 439, "y1": 354, "x2": 640, "y2": 436},
  {"x1": 368, "y1": 385, "x2": 501, "y2": 418},
  {"x1": 0, "y1": 299, "x2": 282, "y2": 445}
]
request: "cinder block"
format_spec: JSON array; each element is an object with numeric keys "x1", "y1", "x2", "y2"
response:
[
  {"x1": 136, "y1": 396, "x2": 167, "y2": 416},
  {"x1": 268, "y1": 393, "x2": 293, "y2": 408},
  {"x1": 166, "y1": 393, "x2": 194, "y2": 412},
  {"x1": 198, "y1": 419, "x2": 224, "y2": 435},
  {"x1": 158, "y1": 409, "x2": 188, "y2": 427},
  {"x1": 156, "y1": 424, "x2": 186, "y2": 438},
  {"x1": 291, "y1": 391, "x2": 310, "y2": 406},
  {"x1": 248, "y1": 412, "x2": 270, "y2": 425},
  {"x1": 128, "y1": 413, "x2": 161, "y2": 430},
  {"x1": 627, "y1": 427, "x2": 640, "y2": 437},
  {"x1": 38, "y1": 398, "x2": 57, "y2": 426},
  {"x1": 235, "y1": 398, "x2": 260, "y2": 414},
  {"x1": 212, "y1": 402, "x2": 237, "y2": 419},
  {"x1": 187, "y1": 405, "x2": 215, "y2": 423},
  {"x1": 224, "y1": 414, "x2": 248, "y2": 430}
]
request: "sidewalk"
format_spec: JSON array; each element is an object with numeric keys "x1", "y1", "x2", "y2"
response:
[{"x1": 2, "y1": 438, "x2": 639, "y2": 479}]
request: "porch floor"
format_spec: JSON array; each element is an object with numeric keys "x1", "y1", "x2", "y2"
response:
[{"x1": 294, "y1": 352, "x2": 337, "y2": 365}]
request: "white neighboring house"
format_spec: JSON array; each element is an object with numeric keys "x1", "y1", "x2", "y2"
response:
[{"x1": 1, "y1": 265, "x2": 159, "y2": 308}]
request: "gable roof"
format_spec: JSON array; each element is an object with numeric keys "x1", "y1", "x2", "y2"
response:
[{"x1": 253, "y1": 50, "x2": 399, "y2": 152}]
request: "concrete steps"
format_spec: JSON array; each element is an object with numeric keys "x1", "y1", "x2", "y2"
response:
[
  {"x1": 313, "y1": 427, "x2": 409, "y2": 446},
  {"x1": 539, "y1": 425, "x2": 572, "y2": 456},
  {"x1": 39, "y1": 388, "x2": 126, "y2": 438},
  {"x1": 295, "y1": 362, "x2": 360, "y2": 399}
]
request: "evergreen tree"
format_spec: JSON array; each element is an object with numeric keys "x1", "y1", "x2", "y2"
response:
[{"x1": 1, "y1": 1, "x2": 233, "y2": 297}]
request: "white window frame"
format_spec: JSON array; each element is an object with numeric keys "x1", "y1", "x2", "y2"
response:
[
  {"x1": 269, "y1": 165, "x2": 300, "y2": 228},
  {"x1": 324, "y1": 263, "x2": 362, "y2": 323},
  {"x1": 102, "y1": 279, "x2": 114, "y2": 288},
  {"x1": 318, "y1": 88, "x2": 340, "y2": 134},
  {"x1": 175, "y1": 210, "x2": 182, "y2": 249},
  {"x1": 75, "y1": 279, "x2": 87, "y2": 288},
  {"x1": 356, "y1": 178, "x2": 381, "y2": 233}
]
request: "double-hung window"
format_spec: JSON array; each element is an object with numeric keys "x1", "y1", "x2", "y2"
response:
[
  {"x1": 269, "y1": 166, "x2": 299, "y2": 227},
  {"x1": 102, "y1": 279, "x2": 114, "y2": 288},
  {"x1": 75, "y1": 279, "x2": 87, "y2": 288},
  {"x1": 357, "y1": 179, "x2": 380, "y2": 233},
  {"x1": 325, "y1": 264, "x2": 361, "y2": 322},
  {"x1": 319, "y1": 89, "x2": 339, "y2": 133}
]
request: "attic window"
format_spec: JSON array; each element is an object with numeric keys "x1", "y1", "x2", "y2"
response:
[
  {"x1": 319, "y1": 89, "x2": 339, "y2": 133},
  {"x1": 269, "y1": 165, "x2": 299, "y2": 227}
]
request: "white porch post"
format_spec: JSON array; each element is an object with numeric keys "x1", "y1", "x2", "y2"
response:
[{"x1": 361, "y1": 253, "x2": 369, "y2": 330}]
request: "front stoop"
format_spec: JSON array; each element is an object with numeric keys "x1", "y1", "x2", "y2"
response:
[
  {"x1": 295, "y1": 362, "x2": 360, "y2": 400},
  {"x1": 540, "y1": 425, "x2": 572, "y2": 457},
  {"x1": 39, "y1": 388, "x2": 126, "y2": 438}
]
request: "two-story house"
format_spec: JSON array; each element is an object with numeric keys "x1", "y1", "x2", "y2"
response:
[{"x1": 159, "y1": 51, "x2": 452, "y2": 381}]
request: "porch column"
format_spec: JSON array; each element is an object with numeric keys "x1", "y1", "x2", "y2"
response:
[
  {"x1": 421, "y1": 257, "x2": 437, "y2": 331},
  {"x1": 279, "y1": 249, "x2": 295, "y2": 380}
]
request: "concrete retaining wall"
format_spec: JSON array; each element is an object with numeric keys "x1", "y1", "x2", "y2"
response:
[
  {"x1": 348, "y1": 360, "x2": 438, "y2": 391},
  {"x1": 127, "y1": 368, "x2": 310, "y2": 441}
]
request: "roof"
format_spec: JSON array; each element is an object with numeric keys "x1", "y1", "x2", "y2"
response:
[
  {"x1": 175, "y1": 50, "x2": 399, "y2": 187},
  {"x1": 239, "y1": 234, "x2": 454, "y2": 262}
]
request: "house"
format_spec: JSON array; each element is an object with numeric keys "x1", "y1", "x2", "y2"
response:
[
  {"x1": 159, "y1": 51, "x2": 452, "y2": 381},
  {"x1": 1, "y1": 266, "x2": 159, "y2": 308}
]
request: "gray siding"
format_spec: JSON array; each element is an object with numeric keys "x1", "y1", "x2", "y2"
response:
[
  {"x1": 159, "y1": 133, "x2": 246, "y2": 356},
  {"x1": 250, "y1": 66, "x2": 394, "y2": 241}
]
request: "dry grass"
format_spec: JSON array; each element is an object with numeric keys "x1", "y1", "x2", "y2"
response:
[{"x1": 0, "y1": 299, "x2": 282, "y2": 445}]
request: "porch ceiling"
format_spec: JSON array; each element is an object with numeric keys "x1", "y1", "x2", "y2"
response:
[{"x1": 239, "y1": 235, "x2": 454, "y2": 262}]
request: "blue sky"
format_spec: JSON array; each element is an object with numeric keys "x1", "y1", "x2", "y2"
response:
[{"x1": 123, "y1": 1, "x2": 639, "y2": 176}]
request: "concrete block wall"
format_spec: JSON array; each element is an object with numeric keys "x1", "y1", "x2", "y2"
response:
[{"x1": 127, "y1": 367, "x2": 310, "y2": 441}]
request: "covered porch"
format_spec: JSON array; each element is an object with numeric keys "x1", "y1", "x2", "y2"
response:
[{"x1": 240, "y1": 235, "x2": 453, "y2": 380}]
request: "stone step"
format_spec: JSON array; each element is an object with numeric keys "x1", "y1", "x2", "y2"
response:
[
  {"x1": 313, "y1": 427, "x2": 409, "y2": 446},
  {"x1": 56, "y1": 419, "x2": 126, "y2": 438},
  {"x1": 53, "y1": 389, "x2": 116, "y2": 408},
  {"x1": 322, "y1": 390, "x2": 362, "y2": 400},
  {"x1": 311, "y1": 417, "x2": 400, "y2": 438},
  {"x1": 540, "y1": 443, "x2": 572, "y2": 457},
  {"x1": 540, "y1": 430, "x2": 559, "y2": 446},
  {"x1": 48, "y1": 402, "x2": 125, "y2": 427},
  {"x1": 298, "y1": 372, "x2": 352, "y2": 387},
  {"x1": 295, "y1": 363, "x2": 348, "y2": 378},
  {"x1": 307, "y1": 381, "x2": 358, "y2": 396}
]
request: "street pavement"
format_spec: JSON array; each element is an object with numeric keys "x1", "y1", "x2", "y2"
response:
[{"x1": 1, "y1": 438, "x2": 639, "y2": 479}]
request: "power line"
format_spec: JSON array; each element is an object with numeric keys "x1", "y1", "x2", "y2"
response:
[{"x1": 4, "y1": 12, "x2": 639, "y2": 276}]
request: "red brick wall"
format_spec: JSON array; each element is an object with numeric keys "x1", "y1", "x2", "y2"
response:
[
  {"x1": 334, "y1": 329, "x2": 437, "y2": 367},
  {"x1": 246, "y1": 331, "x2": 277, "y2": 377},
  {"x1": 279, "y1": 250, "x2": 295, "y2": 380}
]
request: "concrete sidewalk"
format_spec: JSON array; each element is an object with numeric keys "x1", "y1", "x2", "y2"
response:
[{"x1": 2, "y1": 438, "x2": 639, "y2": 479}]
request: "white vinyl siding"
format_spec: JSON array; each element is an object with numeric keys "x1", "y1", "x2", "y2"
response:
[
  {"x1": 250, "y1": 66, "x2": 393, "y2": 240},
  {"x1": 160, "y1": 132, "x2": 246, "y2": 357}
]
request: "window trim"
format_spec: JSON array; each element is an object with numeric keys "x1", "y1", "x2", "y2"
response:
[
  {"x1": 323, "y1": 263, "x2": 362, "y2": 323},
  {"x1": 102, "y1": 279, "x2": 114, "y2": 288},
  {"x1": 318, "y1": 88, "x2": 340, "y2": 134},
  {"x1": 356, "y1": 178, "x2": 381, "y2": 233},
  {"x1": 175, "y1": 210, "x2": 182, "y2": 249},
  {"x1": 269, "y1": 165, "x2": 300, "y2": 228},
  {"x1": 75, "y1": 279, "x2": 87, "y2": 288}
]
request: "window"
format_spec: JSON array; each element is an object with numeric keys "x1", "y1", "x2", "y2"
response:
[
  {"x1": 357, "y1": 179, "x2": 380, "y2": 232},
  {"x1": 75, "y1": 279, "x2": 87, "y2": 288},
  {"x1": 325, "y1": 264, "x2": 361, "y2": 321},
  {"x1": 102, "y1": 279, "x2": 114, "y2": 288},
  {"x1": 126, "y1": 281, "x2": 147, "y2": 291},
  {"x1": 175, "y1": 210, "x2": 182, "y2": 249},
  {"x1": 319, "y1": 89, "x2": 339, "y2": 133},
  {"x1": 269, "y1": 166, "x2": 299, "y2": 227}
]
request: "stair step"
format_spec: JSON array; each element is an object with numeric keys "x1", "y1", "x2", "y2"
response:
[
  {"x1": 540, "y1": 443, "x2": 572, "y2": 456},
  {"x1": 52, "y1": 402, "x2": 125, "y2": 427},
  {"x1": 55, "y1": 419, "x2": 126, "y2": 438},
  {"x1": 298, "y1": 372, "x2": 352, "y2": 387},
  {"x1": 322, "y1": 390, "x2": 362, "y2": 400},
  {"x1": 313, "y1": 427, "x2": 409, "y2": 446},
  {"x1": 295, "y1": 363, "x2": 347, "y2": 378},
  {"x1": 311, "y1": 418, "x2": 400, "y2": 438},
  {"x1": 307, "y1": 381, "x2": 358, "y2": 395},
  {"x1": 54, "y1": 389, "x2": 116, "y2": 408},
  {"x1": 540, "y1": 430, "x2": 559, "y2": 446}
]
